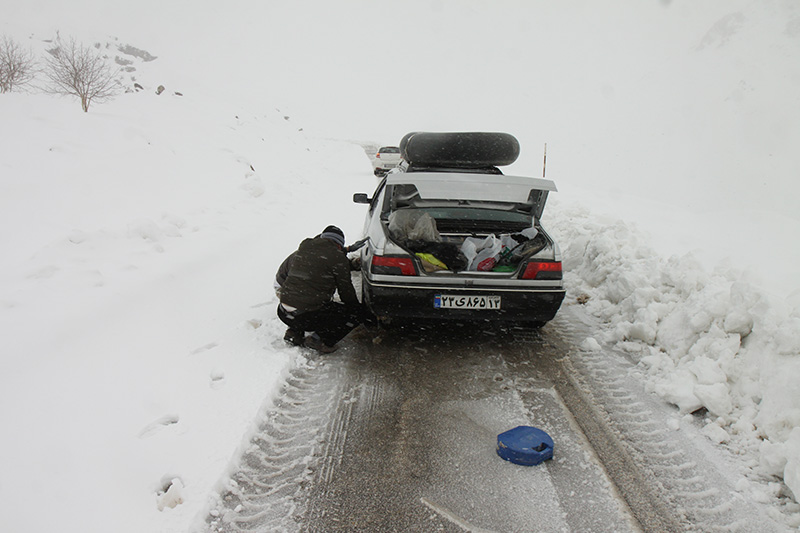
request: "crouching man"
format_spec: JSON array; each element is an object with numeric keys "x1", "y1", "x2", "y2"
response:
[{"x1": 277, "y1": 225, "x2": 366, "y2": 353}]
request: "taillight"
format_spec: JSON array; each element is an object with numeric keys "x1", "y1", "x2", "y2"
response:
[
  {"x1": 372, "y1": 255, "x2": 417, "y2": 276},
  {"x1": 521, "y1": 261, "x2": 562, "y2": 280}
]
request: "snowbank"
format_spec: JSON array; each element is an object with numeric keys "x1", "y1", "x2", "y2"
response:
[{"x1": 549, "y1": 199, "x2": 800, "y2": 515}]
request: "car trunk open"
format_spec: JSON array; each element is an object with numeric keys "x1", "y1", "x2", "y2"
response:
[
  {"x1": 378, "y1": 173, "x2": 559, "y2": 277},
  {"x1": 381, "y1": 210, "x2": 550, "y2": 276}
]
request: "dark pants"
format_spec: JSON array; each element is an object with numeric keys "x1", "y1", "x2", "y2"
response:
[{"x1": 277, "y1": 301, "x2": 361, "y2": 347}]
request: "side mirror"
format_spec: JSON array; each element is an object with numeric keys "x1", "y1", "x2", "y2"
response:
[{"x1": 353, "y1": 193, "x2": 370, "y2": 204}]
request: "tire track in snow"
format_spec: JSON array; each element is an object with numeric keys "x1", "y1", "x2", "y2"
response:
[
  {"x1": 204, "y1": 358, "x2": 350, "y2": 533},
  {"x1": 527, "y1": 305, "x2": 784, "y2": 532},
  {"x1": 203, "y1": 305, "x2": 785, "y2": 532},
  {"x1": 299, "y1": 326, "x2": 633, "y2": 532}
]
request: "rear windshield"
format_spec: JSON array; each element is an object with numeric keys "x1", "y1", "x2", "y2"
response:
[
  {"x1": 399, "y1": 206, "x2": 533, "y2": 234},
  {"x1": 379, "y1": 147, "x2": 400, "y2": 153},
  {"x1": 425, "y1": 206, "x2": 530, "y2": 224}
]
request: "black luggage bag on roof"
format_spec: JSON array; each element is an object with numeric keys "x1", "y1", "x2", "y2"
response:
[{"x1": 399, "y1": 132, "x2": 520, "y2": 169}]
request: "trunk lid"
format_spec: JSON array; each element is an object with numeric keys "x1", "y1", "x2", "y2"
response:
[{"x1": 385, "y1": 172, "x2": 557, "y2": 221}]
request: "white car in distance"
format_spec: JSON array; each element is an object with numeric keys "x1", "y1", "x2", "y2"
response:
[{"x1": 373, "y1": 146, "x2": 402, "y2": 177}]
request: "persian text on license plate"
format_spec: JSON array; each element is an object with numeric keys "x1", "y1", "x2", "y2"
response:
[{"x1": 434, "y1": 294, "x2": 501, "y2": 310}]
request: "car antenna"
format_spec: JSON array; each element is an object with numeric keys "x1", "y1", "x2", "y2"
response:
[{"x1": 542, "y1": 143, "x2": 547, "y2": 178}]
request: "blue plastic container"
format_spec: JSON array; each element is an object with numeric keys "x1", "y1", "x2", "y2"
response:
[{"x1": 496, "y1": 425, "x2": 554, "y2": 466}]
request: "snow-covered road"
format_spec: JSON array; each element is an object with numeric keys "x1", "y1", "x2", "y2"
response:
[{"x1": 204, "y1": 304, "x2": 786, "y2": 532}]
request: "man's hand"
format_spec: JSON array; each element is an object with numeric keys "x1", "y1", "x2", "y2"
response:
[{"x1": 345, "y1": 237, "x2": 368, "y2": 254}]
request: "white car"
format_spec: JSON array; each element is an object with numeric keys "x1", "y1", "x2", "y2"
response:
[
  {"x1": 353, "y1": 132, "x2": 565, "y2": 328},
  {"x1": 372, "y1": 146, "x2": 402, "y2": 177}
]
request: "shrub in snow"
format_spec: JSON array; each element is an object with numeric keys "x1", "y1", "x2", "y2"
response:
[
  {"x1": 0, "y1": 35, "x2": 36, "y2": 93},
  {"x1": 43, "y1": 36, "x2": 119, "y2": 112}
]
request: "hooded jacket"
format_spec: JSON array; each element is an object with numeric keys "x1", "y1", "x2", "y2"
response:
[{"x1": 279, "y1": 236, "x2": 359, "y2": 312}]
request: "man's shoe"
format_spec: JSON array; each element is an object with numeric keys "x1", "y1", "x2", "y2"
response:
[
  {"x1": 283, "y1": 329, "x2": 305, "y2": 347},
  {"x1": 304, "y1": 334, "x2": 337, "y2": 354}
]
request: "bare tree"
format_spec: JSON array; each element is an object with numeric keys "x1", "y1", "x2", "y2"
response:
[
  {"x1": 44, "y1": 37, "x2": 119, "y2": 112},
  {"x1": 0, "y1": 35, "x2": 36, "y2": 93}
]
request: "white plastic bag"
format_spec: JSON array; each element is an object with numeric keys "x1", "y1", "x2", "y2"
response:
[
  {"x1": 520, "y1": 227, "x2": 539, "y2": 240},
  {"x1": 499, "y1": 234, "x2": 518, "y2": 252},
  {"x1": 461, "y1": 227, "x2": 539, "y2": 271},
  {"x1": 388, "y1": 210, "x2": 440, "y2": 242},
  {"x1": 460, "y1": 238, "x2": 479, "y2": 268},
  {"x1": 501, "y1": 227, "x2": 538, "y2": 253},
  {"x1": 462, "y1": 235, "x2": 504, "y2": 271}
]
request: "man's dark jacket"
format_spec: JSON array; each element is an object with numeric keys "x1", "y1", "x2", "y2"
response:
[
  {"x1": 279, "y1": 237, "x2": 359, "y2": 312},
  {"x1": 275, "y1": 252, "x2": 295, "y2": 288}
]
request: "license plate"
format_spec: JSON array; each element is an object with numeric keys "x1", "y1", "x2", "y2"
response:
[{"x1": 434, "y1": 294, "x2": 501, "y2": 310}]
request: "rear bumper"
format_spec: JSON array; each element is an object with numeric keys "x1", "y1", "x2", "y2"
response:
[{"x1": 363, "y1": 277, "x2": 565, "y2": 324}]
